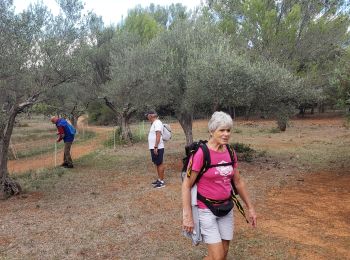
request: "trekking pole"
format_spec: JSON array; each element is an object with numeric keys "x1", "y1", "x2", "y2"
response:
[
  {"x1": 142, "y1": 120, "x2": 145, "y2": 137},
  {"x1": 54, "y1": 141, "x2": 57, "y2": 167},
  {"x1": 113, "y1": 126, "x2": 116, "y2": 150}
]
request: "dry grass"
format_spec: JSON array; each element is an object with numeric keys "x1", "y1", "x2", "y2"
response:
[{"x1": 1, "y1": 114, "x2": 350, "y2": 259}]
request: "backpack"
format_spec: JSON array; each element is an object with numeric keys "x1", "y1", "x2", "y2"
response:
[
  {"x1": 181, "y1": 140, "x2": 248, "y2": 222},
  {"x1": 162, "y1": 123, "x2": 172, "y2": 141},
  {"x1": 66, "y1": 122, "x2": 76, "y2": 135}
]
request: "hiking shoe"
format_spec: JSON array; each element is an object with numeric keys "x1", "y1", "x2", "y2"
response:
[
  {"x1": 154, "y1": 181, "x2": 165, "y2": 189},
  {"x1": 64, "y1": 164, "x2": 74, "y2": 168},
  {"x1": 60, "y1": 163, "x2": 68, "y2": 167},
  {"x1": 152, "y1": 179, "x2": 161, "y2": 185}
]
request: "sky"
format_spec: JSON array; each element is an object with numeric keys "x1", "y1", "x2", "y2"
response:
[{"x1": 13, "y1": 0, "x2": 203, "y2": 25}]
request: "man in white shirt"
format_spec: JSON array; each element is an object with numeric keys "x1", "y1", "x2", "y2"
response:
[{"x1": 146, "y1": 110, "x2": 165, "y2": 188}]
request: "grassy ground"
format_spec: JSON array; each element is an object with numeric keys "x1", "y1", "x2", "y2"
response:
[
  {"x1": 10, "y1": 118, "x2": 96, "y2": 160},
  {"x1": 1, "y1": 114, "x2": 350, "y2": 259}
]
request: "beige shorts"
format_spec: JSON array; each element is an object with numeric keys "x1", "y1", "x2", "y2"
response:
[{"x1": 198, "y1": 208, "x2": 234, "y2": 244}]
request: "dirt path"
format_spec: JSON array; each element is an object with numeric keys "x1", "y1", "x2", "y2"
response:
[
  {"x1": 8, "y1": 125, "x2": 112, "y2": 174},
  {"x1": 261, "y1": 171, "x2": 350, "y2": 259},
  {"x1": 1, "y1": 116, "x2": 349, "y2": 259}
]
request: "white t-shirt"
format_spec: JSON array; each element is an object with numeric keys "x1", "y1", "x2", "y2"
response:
[{"x1": 148, "y1": 119, "x2": 164, "y2": 149}]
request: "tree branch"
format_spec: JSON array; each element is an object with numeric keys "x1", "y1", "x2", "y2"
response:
[{"x1": 98, "y1": 96, "x2": 118, "y2": 115}]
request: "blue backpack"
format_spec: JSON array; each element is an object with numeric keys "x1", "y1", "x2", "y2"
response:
[{"x1": 66, "y1": 123, "x2": 76, "y2": 135}]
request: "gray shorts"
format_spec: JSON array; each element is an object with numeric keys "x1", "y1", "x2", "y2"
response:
[{"x1": 198, "y1": 208, "x2": 234, "y2": 244}]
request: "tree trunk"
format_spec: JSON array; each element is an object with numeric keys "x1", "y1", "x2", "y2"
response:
[
  {"x1": 0, "y1": 107, "x2": 22, "y2": 198},
  {"x1": 277, "y1": 120, "x2": 287, "y2": 131},
  {"x1": 244, "y1": 106, "x2": 251, "y2": 120},
  {"x1": 119, "y1": 105, "x2": 136, "y2": 143},
  {"x1": 318, "y1": 104, "x2": 325, "y2": 113},
  {"x1": 120, "y1": 115, "x2": 133, "y2": 142},
  {"x1": 102, "y1": 97, "x2": 135, "y2": 142},
  {"x1": 177, "y1": 112, "x2": 193, "y2": 145},
  {"x1": 229, "y1": 106, "x2": 236, "y2": 120}
]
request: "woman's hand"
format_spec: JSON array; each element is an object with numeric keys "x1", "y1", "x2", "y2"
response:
[
  {"x1": 183, "y1": 212, "x2": 194, "y2": 233},
  {"x1": 248, "y1": 207, "x2": 257, "y2": 228}
]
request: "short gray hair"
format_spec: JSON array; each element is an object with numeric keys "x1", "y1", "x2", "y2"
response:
[{"x1": 208, "y1": 111, "x2": 233, "y2": 132}]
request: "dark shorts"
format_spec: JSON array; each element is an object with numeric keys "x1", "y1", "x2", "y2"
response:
[{"x1": 150, "y1": 148, "x2": 164, "y2": 166}]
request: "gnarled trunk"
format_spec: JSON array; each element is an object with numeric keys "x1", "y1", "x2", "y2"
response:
[
  {"x1": 177, "y1": 112, "x2": 193, "y2": 145},
  {"x1": 0, "y1": 107, "x2": 22, "y2": 198},
  {"x1": 101, "y1": 97, "x2": 135, "y2": 142},
  {"x1": 119, "y1": 115, "x2": 132, "y2": 141},
  {"x1": 119, "y1": 105, "x2": 136, "y2": 142}
]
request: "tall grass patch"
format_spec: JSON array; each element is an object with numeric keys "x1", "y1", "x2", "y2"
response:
[
  {"x1": 12, "y1": 167, "x2": 68, "y2": 192},
  {"x1": 104, "y1": 123, "x2": 147, "y2": 147}
]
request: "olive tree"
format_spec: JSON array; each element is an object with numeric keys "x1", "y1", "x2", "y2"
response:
[
  {"x1": 148, "y1": 19, "x2": 231, "y2": 144},
  {"x1": 188, "y1": 34, "x2": 303, "y2": 131},
  {"x1": 0, "y1": 1, "x2": 50, "y2": 197},
  {"x1": 0, "y1": 0, "x2": 90, "y2": 198},
  {"x1": 206, "y1": 0, "x2": 350, "y2": 111}
]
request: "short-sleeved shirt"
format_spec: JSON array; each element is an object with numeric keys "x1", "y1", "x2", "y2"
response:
[
  {"x1": 191, "y1": 147, "x2": 238, "y2": 209},
  {"x1": 148, "y1": 119, "x2": 164, "y2": 149}
]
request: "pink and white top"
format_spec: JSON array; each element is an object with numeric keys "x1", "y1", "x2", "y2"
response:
[{"x1": 191, "y1": 147, "x2": 238, "y2": 209}]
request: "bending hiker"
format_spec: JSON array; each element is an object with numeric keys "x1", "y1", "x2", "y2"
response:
[
  {"x1": 146, "y1": 110, "x2": 166, "y2": 189},
  {"x1": 50, "y1": 116, "x2": 76, "y2": 168},
  {"x1": 182, "y1": 111, "x2": 257, "y2": 259}
]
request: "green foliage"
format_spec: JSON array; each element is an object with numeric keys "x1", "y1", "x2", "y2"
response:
[
  {"x1": 330, "y1": 47, "x2": 350, "y2": 111},
  {"x1": 231, "y1": 142, "x2": 254, "y2": 153},
  {"x1": 231, "y1": 142, "x2": 255, "y2": 162},
  {"x1": 87, "y1": 101, "x2": 115, "y2": 125},
  {"x1": 120, "y1": 7, "x2": 162, "y2": 43},
  {"x1": 207, "y1": 0, "x2": 350, "y2": 110},
  {"x1": 30, "y1": 103, "x2": 57, "y2": 116}
]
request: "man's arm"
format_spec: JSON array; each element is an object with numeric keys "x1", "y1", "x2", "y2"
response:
[{"x1": 154, "y1": 131, "x2": 161, "y2": 155}]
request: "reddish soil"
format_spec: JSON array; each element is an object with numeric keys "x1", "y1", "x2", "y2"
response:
[{"x1": 1, "y1": 115, "x2": 349, "y2": 259}]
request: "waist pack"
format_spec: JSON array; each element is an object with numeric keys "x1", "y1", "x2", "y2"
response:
[{"x1": 197, "y1": 192, "x2": 234, "y2": 217}]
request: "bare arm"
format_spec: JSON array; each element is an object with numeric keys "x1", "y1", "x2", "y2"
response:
[
  {"x1": 154, "y1": 131, "x2": 161, "y2": 155},
  {"x1": 182, "y1": 170, "x2": 198, "y2": 233},
  {"x1": 233, "y1": 169, "x2": 257, "y2": 227}
]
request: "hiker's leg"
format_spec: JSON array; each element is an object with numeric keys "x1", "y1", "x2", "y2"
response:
[
  {"x1": 64, "y1": 142, "x2": 73, "y2": 166},
  {"x1": 204, "y1": 242, "x2": 225, "y2": 260},
  {"x1": 154, "y1": 149, "x2": 164, "y2": 180},
  {"x1": 222, "y1": 240, "x2": 230, "y2": 259},
  {"x1": 204, "y1": 241, "x2": 229, "y2": 260},
  {"x1": 199, "y1": 209, "x2": 233, "y2": 260},
  {"x1": 156, "y1": 163, "x2": 165, "y2": 180},
  {"x1": 217, "y1": 210, "x2": 233, "y2": 259},
  {"x1": 63, "y1": 142, "x2": 68, "y2": 165}
]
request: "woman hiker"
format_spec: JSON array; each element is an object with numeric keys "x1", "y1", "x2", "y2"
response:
[{"x1": 182, "y1": 111, "x2": 257, "y2": 260}]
